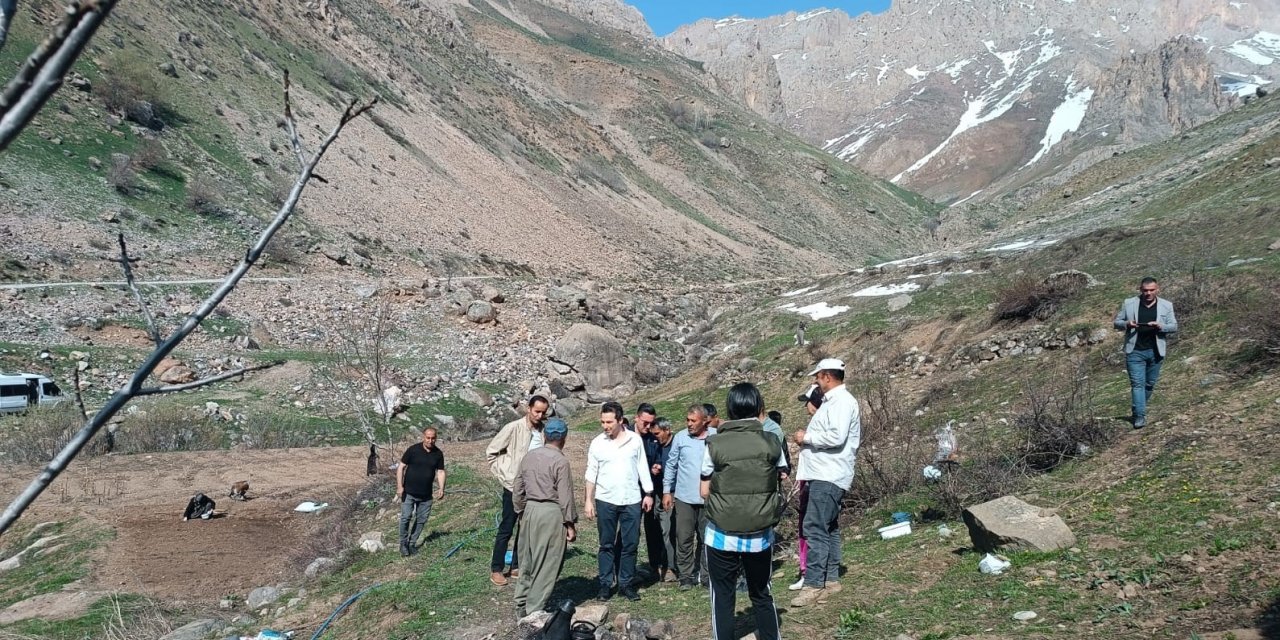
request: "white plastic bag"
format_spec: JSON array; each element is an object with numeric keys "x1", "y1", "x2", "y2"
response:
[
  {"x1": 979, "y1": 553, "x2": 1011, "y2": 575},
  {"x1": 933, "y1": 420, "x2": 958, "y2": 463},
  {"x1": 294, "y1": 501, "x2": 329, "y2": 513}
]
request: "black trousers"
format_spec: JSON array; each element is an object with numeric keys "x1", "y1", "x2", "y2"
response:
[
  {"x1": 706, "y1": 546, "x2": 781, "y2": 640},
  {"x1": 491, "y1": 488, "x2": 519, "y2": 572}
]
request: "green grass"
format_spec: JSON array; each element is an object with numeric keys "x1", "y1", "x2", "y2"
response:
[
  {"x1": 0, "y1": 594, "x2": 157, "y2": 640},
  {"x1": 0, "y1": 521, "x2": 112, "y2": 609}
]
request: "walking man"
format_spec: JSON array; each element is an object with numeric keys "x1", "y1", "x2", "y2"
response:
[
  {"x1": 513, "y1": 419, "x2": 577, "y2": 618},
  {"x1": 791, "y1": 358, "x2": 860, "y2": 608},
  {"x1": 663, "y1": 403, "x2": 716, "y2": 589},
  {"x1": 397, "y1": 427, "x2": 446, "y2": 556},
  {"x1": 486, "y1": 395, "x2": 550, "y2": 585},
  {"x1": 1113, "y1": 277, "x2": 1178, "y2": 428},
  {"x1": 701, "y1": 383, "x2": 784, "y2": 640},
  {"x1": 585, "y1": 401, "x2": 653, "y2": 602}
]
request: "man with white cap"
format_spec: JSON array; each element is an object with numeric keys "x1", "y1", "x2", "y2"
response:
[{"x1": 790, "y1": 358, "x2": 861, "y2": 608}]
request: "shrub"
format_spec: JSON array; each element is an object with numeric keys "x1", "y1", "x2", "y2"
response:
[
  {"x1": 116, "y1": 404, "x2": 224, "y2": 453},
  {"x1": 0, "y1": 403, "x2": 85, "y2": 464},
  {"x1": 574, "y1": 154, "x2": 628, "y2": 194},
  {"x1": 263, "y1": 232, "x2": 306, "y2": 266},
  {"x1": 317, "y1": 53, "x2": 357, "y2": 93},
  {"x1": 846, "y1": 372, "x2": 930, "y2": 510},
  {"x1": 698, "y1": 130, "x2": 720, "y2": 149},
  {"x1": 107, "y1": 153, "x2": 139, "y2": 194},
  {"x1": 993, "y1": 273, "x2": 1086, "y2": 322},
  {"x1": 1012, "y1": 357, "x2": 1108, "y2": 472},
  {"x1": 185, "y1": 176, "x2": 224, "y2": 217},
  {"x1": 130, "y1": 138, "x2": 168, "y2": 171},
  {"x1": 664, "y1": 99, "x2": 711, "y2": 132},
  {"x1": 1236, "y1": 287, "x2": 1280, "y2": 368},
  {"x1": 95, "y1": 53, "x2": 164, "y2": 113},
  {"x1": 236, "y1": 412, "x2": 314, "y2": 449}
]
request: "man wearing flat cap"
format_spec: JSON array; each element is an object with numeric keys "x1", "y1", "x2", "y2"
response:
[
  {"x1": 790, "y1": 358, "x2": 861, "y2": 608},
  {"x1": 513, "y1": 418, "x2": 577, "y2": 618}
]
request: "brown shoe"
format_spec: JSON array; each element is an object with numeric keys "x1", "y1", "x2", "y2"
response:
[
  {"x1": 508, "y1": 569, "x2": 520, "y2": 578},
  {"x1": 789, "y1": 586, "x2": 824, "y2": 608},
  {"x1": 662, "y1": 570, "x2": 678, "y2": 583},
  {"x1": 490, "y1": 572, "x2": 509, "y2": 586}
]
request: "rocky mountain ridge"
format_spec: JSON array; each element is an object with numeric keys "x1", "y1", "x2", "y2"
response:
[{"x1": 663, "y1": 0, "x2": 1280, "y2": 201}]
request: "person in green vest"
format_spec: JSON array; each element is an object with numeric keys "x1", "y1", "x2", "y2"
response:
[{"x1": 700, "y1": 382, "x2": 784, "y2": 640}]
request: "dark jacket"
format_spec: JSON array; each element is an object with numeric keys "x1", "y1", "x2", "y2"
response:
[{"x1": 704, "y1": 418, "x2": 783, "y2": 534}]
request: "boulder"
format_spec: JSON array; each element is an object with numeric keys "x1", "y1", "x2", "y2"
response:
[
  {"x1": 159, "y1": 618, "x2": 223, "y2": 640},
  {"x1": 246, "y1": 585, "x2": 282, "y2": 610},
  {"x1": 1268, "y1": 238, "x2": 1280, "y2": 252},
  {"x1": 481, "y1": 285, "x2": 504, "y2": 303},
  {"x1": 159, "y1": 365, "x2": 196, "y2": 384},
  {"x1": 305, "y1": 557, "x2": 337, "y2": 579},
  {"x1": 517, "y1": 609, "x2": 553, "y2": 636},
  {"x1": 633, "y1": 359, "x2": 660, "y2": 384},
  {"x1": 554, "y1": 324, "x2": 634, "y2": 401},
  {"x1": 546, "y1": 285, "x2": 587, "y2": 307},
  {"x1": 573, "y1": 603, "x2": 609, "y2": 627},
  {"x1": 963, "y1": 496, "x2": 1076, "y2": 553},
  {"x1": 466, "y1": 301, "x2": 498, "y2": 324},
  {"x1": 458, "y1": 387, "x2": 494, "y2": 407},
  {"x1": 887, "y1": 294, "x2": 913, "y2": 312},
  {"x1": 358, "y1": 531, "x2": 385, "y2": 553}
]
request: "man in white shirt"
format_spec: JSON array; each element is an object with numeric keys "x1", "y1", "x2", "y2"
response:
[
  {"x1": 585, "y1": 401, "x2": 654, "y2": 602},
  {"x1": 790, "y1": 358, "x2": 861, "y2": 608}
]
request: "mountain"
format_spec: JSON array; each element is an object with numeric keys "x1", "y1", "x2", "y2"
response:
[
  {"x1": 663, "y1": 0, "x2": 1280, "y2": 202},
  {"x1": 0, "y1": 0, "x2": 940, "y2": 292}
]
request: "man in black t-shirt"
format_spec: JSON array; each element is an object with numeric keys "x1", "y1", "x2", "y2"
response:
[
  {"x1": 397, "y1": 427, "x2": 446, "y2": 556},
  {"x1": 1113, "y1": 277, "x2": 1179, "y2": 429}
]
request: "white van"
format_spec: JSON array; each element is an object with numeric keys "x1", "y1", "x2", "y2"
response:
[{"x1": 0, "y1": 373, "x2": 64, "y2": 414}]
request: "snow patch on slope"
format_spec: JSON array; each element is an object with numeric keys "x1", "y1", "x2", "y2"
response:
[
  {"x1": 1226, "y1": 31, "x2": 1280, "y2": 66},
  {"x1": 1025, "y1": 75, "x2": 1094, "y2": 166}
]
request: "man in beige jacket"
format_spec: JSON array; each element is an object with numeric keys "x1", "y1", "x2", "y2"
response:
[{"x1": 485, "y1": 395, "x2": 549, "y2": 585}]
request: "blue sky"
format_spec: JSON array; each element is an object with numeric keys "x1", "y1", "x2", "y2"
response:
[{"x1": 630, "y1": 1, "x2": 891, "y2": 36}]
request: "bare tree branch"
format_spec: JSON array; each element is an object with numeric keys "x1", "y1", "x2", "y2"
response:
[
  {"x1": 135, "y1": 361, "x2": 284, "y2": 396},
  {"x1": 0, "y1": 0, "x2": 120, "y2": 151},
  {"x1": 0, "y1": 77, "x2": 376, "y2": 537},
  {"x1": 0, "y1": 0, "x2": 17, "y2": 52},
  {"x1": 282, "y1": 70, "x2": 307, "y2": 171},
  {"x1": 113, "y1": 232, "x2": 162, "y2": 346},
  {"x1": 70, "y1": 364, "x2": 87, "y2": 418}
]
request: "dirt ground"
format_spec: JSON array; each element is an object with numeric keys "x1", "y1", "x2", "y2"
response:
[{"x1": 0, "y1": 445, "x2": 379, "y2": 601}]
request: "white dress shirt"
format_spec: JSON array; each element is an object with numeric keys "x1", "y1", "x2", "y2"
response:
[
  {"x1": 585, "y1": 429, "x2": 653, "y2": 506},
  {"x1": 796, "y1": 384, "x2": 861, "y2": 490}
]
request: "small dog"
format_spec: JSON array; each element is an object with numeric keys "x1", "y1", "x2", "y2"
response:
[
  {"x1": 228, "y1": 480, "x2": 249, "y2": 501},
  {"x1": 182, "y1": 492, "x2": 216, "y2": 521},
  {"x1": 366, "y1": 444, "x2": 379, "y2": 476}
]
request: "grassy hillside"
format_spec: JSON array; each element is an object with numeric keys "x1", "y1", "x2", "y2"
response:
[{"x1": 0, "y1": 0, "x2": 939, "y2": 287}]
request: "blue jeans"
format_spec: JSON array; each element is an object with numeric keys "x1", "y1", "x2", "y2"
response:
[
  {"x1": 596, "y1": 500, "x2": 641, "y2": 590},
  {"x1": 1126, "y1": 348, "x2": 1163, "y2": 422}
]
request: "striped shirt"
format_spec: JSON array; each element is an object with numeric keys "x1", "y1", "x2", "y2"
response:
[{"x1": 703, "y1": 521, "x2": 774, "y2": 552}]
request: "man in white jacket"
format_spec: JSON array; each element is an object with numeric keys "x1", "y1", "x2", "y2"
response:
[{"x1": 790, "y1": 358, "x2": 860, "y2": 608}]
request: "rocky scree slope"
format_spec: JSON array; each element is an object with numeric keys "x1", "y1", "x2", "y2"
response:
[
  {"x1": 0, "y1": 0, "x2": 938, "y2": 293},
  {"x1": 664, "y1": 0, "x2": 1280, "y2": 202}
]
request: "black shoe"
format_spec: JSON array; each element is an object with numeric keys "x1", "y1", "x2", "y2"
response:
[
  {"x1": 596, "y1": 586, "x2": 612, "y2": 601},
  {"x1": 621, "y1": 588, "x2": 641, "y2": 602},
  {"x1": 399, "y1": 542, "x2": 410, "y2": 557},
  {"x1": 515, "y1": 606, "x2": 526, "y2": 620},
  {"x1": 679, "y1": 579, "x2": 696, "y2": 591}
]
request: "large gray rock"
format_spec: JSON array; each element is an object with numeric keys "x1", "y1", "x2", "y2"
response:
[
  {"x1": 304, "y1": 557, "x2": 337, "y2": 579},
  {"x1": 458, "y1": 387, "x2": 494, "y2": 407},
  {"x1": 573, "y1": 603, "x2": 609, "y2": 627},
  {"x1": 553, "y1": 323, "x2": 634, "y2": 401},
  {"x1": 963, "y1": 496, "x2": 1076, "y2": 553},
  {"x1": 246, "y1": 585, "x2": 282, "y2": 610},
  {"x1": 466, "y1": 301, "x2": 497, "y2": 324},
  {"x1": 159, "y1": 618, "x2": 223, "y2": 640}
]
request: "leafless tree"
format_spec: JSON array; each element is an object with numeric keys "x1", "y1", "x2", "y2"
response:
[
  {"x1": 1, "y1": 0, "x2": 120, "y2": 150},
  {"x1": 314, "y1": 300, "x2": 403, "y2": 454},
  {"x1": 0, "y1": 70, "x2": 376, "y2": 536}
]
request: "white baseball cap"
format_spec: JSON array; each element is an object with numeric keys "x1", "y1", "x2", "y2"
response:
[{"x1": 807, "y1": 358, "x2": 845, "y2": 376}]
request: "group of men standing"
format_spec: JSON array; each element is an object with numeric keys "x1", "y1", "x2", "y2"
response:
[
  {"x1": 389, "y1": 277, "x2": 1178, "y2": 638},
  {"x1": 467, "y1": 357, "x2": 863, "y2": 639}
]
